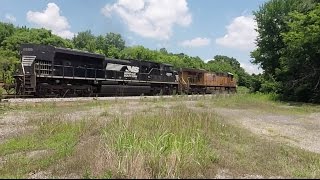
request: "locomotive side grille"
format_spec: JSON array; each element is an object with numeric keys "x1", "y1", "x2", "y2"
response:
[
  {"x1": 35, "y1": 60, "x2": 52, "y2": 75},
  {"x1": 22, "y1": 56, "x2": 36, "y2": 67}
]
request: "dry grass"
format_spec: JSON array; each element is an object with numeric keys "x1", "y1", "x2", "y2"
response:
[
  {"x1": 0, "y1": 94, "x2": 320, "y2": 178},
  {"x1": 207, "y1": 93, "x2": 320, "y2": 115},
  {"x1": 98, "y1": 104, "x2": 320, "y2": 178},
  {"x1": 101, "y1": 105, "x2": 218, "y2": 178}
]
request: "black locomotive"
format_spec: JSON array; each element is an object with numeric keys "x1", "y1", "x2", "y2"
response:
[{"x1": 14, "y1": 44, "x2": 179, "y2": 97}]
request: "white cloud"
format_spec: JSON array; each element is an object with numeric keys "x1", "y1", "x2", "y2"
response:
[
  {"x1": 216, "y1": 15, "x2": 257, "y2": 51},
  {"x1": 241, "y1": 62, "x2": 263, "y2": 75},
  {"x1": 180, "y1": 37, "x2": 211, "y2": 48},
  {"x1": 101, "y1": 4, "x2": 114, "y2": 17},
  {"x1": 118, "y1": 0, "x2": 145, "y2": 11},
  {"x1": 26, "y1": 3, "x2": 75, "y2": 39},
  {"x1": 5, "y1": 14, "x2": 16, "y2": 22},
  {"x1": 101, "y1": 0, "x2": 192, "y2": 40}
]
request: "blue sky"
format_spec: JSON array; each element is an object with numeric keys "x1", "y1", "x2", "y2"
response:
[{"x1": 1, "y1": 0, "x2": 267, "y2": 74}]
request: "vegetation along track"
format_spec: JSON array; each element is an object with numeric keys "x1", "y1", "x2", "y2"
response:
[{"x1": 1, "y1": 94, "x2": 231, "y2": 103}]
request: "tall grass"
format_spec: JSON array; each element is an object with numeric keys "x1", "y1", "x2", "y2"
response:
[
  {"x1": 102, "y1": 104, "x2": 320, "y2": 178},
  {"x1": 1, "y1": 95, "x2": 320, "y2": 178},
  {"x1": 103, "y1": 105, "x2": 218, "y2": 178}
]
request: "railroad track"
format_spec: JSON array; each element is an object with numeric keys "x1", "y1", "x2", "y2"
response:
[
  {"x1": 2, "y1": 94, "x2": 35, "y2": 99},
  {"x1": 1, "y1": 94, "x2": 230, "y2": 103}
]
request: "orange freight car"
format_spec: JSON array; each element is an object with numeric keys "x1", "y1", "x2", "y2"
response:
[
  {"x1": 204, "y1": 72, "x2": 236, "y2": 93},
  {"x1": 178, "y1": 68, "x2": 236, "y2": 94}
]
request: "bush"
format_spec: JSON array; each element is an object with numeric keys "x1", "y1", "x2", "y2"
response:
[
  {"x1": 0, "y1": 87, "x2": 4, "y2": 100},
  {"x1": 237, "y1": 86, "x2": 250, "y2": 94}
]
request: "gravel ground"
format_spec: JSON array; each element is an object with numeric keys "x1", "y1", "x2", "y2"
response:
[
  {"x1": 2, "y1": 98, "x2": 318, "y2": 154},
  {"x1": 3, "y1": 94, "x2": 217, "y2": 103},
  {"x1": 0, "y1": 111, "x2": 37, "y2": 144},
  {"x1": 0, "y1": 97, "x2": 319, "y2": 178},
  {"x1": 212, "y1": 108, "x2": 320, "y2": 154}
]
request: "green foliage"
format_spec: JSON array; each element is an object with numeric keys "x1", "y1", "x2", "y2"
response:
[
  {"x1": 280, "y1": 5, "x2": 320, "y2": 102},
  {"x1": 0, "y1": 22, "x2": 15, "y2": 45},
  {"x1": 103, "y1": 106, "x2": 219, "y2": 178},
  {"x1": 236, "y1": 86, "x2": 250, "y2": 94},
  {"x1": 0, "y1": 87, "x2": 4, "y2": 99},
  {"x1": 105, "y1": 32, "x2": 125, "y2": 51},
  {"x1": 0, "y1": 24, "x2": 72, "y2": 84},
  {"x1": 252, "y1": 0, "x2": 320, "y2": 103},
  {"x1": 0, "y1": 119, "x2": 87, "y2": 178},
  {"x1": 72, "y1": 30, "x2": 96, "y2": 52},
  {"x1": 0, "y1": 49, "x2": 19, "y2": 84},
  {"x1": 2, "y1": 28, "x2": 73, "y2": 52},
  {"x1": 0, "y1": 21, "x2": 255, "y2": 89},
  {"x1": 73, "y1": 31, "x2": 125, "y2": 57},
  {"x1": 251, "y1": 0, "x2": 305, "y2": 75}
]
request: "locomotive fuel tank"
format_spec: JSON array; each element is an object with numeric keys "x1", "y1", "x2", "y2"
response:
[{"x1": 100, "y1": 85, "x2": 151, "y2": 96}]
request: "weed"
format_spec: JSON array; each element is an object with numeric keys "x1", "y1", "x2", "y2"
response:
[{"x1": 0, "y1": 118, "x2": 88, "y2": 178}]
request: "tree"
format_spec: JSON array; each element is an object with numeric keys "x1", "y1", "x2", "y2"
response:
[
  {"x1": 2, "y1": 28, "x2": 73, "y2": 52},
  {"x1": 0, "y1": 25, "x2": 73, "y2": 85},
  {"x1": 0, "y1": 49, "x2": 19, "y2": 84},
  {"x1": 251, "y1": 0, "x2": 320, "y2": 102},
  {"x1": 159, "y1": 48, "x2": 168, "y2": 54},
  {"x1": 105, "y1": 32, "x2": 125, "y2": 51},
  {"x1": 251, "y1": 0, "x2": 302, "y2": 76},
  {"x1": 280, "y1": 5, "x2": 320, "y2": 102},
  {"x1": 106, "y1": 46, "x2": 121, "y2": 59},
  {"x1": 120, "y1": 46, "x2": 154, "y2": 60},
  {"x1": 251, "y1": 0, "x2": 316, "y2": 76},
  {"x1": 72, "y1": 30, "x2": 96, "y2": 52},
  {"x1": 0, "y1": 22, "x2": 15, "y2": 45},
  {"x1": 95, "y1": 35, "x2": 106, "y2": 53}
]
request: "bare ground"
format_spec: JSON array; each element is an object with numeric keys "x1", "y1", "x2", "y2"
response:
[
  {"x1": 211, "y1": 107, "x2": 320, "y2": 154},
  {"x1": 0, "y1": 111, "x2": 37, "y2": 144}
]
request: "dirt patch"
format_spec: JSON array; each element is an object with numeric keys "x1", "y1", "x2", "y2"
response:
[
  {"x1": 0, "y1": 156, "x2": 6, "y2": 168},
  {"x1": 214, "y1": 169, "x2": 262, "y2": 179},
  {"x1": 0, "y1": 111, "x2": 38, "y2": 144},
  {"x1": 29, "y1": 171, "x2": 52, "y2": 179},
  {"x1": 212, "y1": 108, "x2": 320, "y2": 154},
  {"x1": 61, "y1": 107, "x2": 105, "y2": 122},
  {"x1": 26, "y1": 150, "x2": 53, "y2": 160},
  {"x1": 214, "y1": 169, "x2": 284, "y2": 179},
  {"x1": 0, "y1": 149, "x2": 53, "y2": 172},
  {"x1": 2, "y1": 149, "x2": 53, "y2": 159},
  {"x1": 0, "y1": 125, "x2": 36, "y2": 144}
]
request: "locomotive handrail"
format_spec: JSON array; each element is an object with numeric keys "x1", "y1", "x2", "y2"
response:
[
  {"x1": 139, "y1": 68, "x2": 160, "y2": 75},
  {"x1": 49, "y1": 65, "x2": 106, "y2": 79},
  {"x1": 37, "y1": 64, "x2": 175, "y2": 85}
]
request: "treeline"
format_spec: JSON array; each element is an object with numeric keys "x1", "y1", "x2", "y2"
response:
[
  {"x1": 2, "y1": 0, "x2": 319, "y2": 103},
  {"x1": 0, "y1": 23, "x2": 252, "y2": 88},
  {"x1": 251, "y1": 0, "x2": 320, "y2": 103}
]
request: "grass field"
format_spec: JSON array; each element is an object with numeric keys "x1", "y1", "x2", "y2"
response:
[{"x1": 0, "y1": 93, "x2": 320, "y2": 178}]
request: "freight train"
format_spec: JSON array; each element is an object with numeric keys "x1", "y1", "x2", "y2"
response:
[{"x1": 13, "y1": 44, "x2": 236, "y2": 97}]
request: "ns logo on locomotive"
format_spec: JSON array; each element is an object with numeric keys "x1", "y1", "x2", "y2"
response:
[{"x1": 13, "y1": 44, "x2": 237, "y2": 97}]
